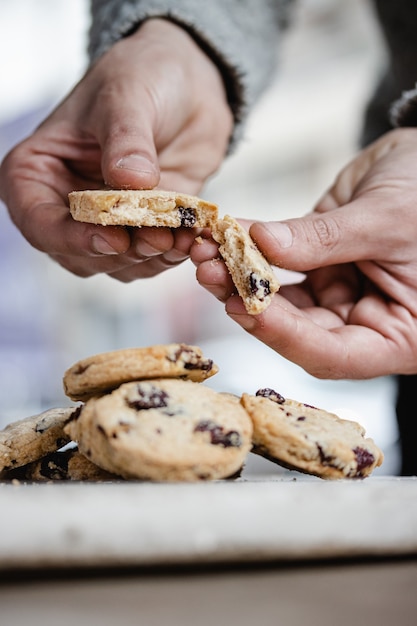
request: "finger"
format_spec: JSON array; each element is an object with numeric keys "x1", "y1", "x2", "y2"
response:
[
  {"x1": 249, "y1": 197, "x2": 399, "y2": 273},
  {"x1": 81, "y1": 41, "x2": 161, "y2": 191},
  {"x1": 102, "y1": 257, "x2": 168, "y2": 282},
  {"x1": 50, "y1": 250, "x2": 140, "y2": 278},
  {"x1": 190, "y1": 235, "x2": 220, "y2": 265},
  {"x1": 225, "y1": 294, "x2": 396, "y2": 379},
  {"x1": 91, "y1": 80, "x2": 160, "y2": 190},
  {"x1": 312, "y1": 134, "x2": 395, "y2": 212},
  {"x1": 0, "y1": 140, "x2": 135, "y2": 264},
  {"x1": 8, "y1": 183, "x2": 131, "y2": 259},
  {"x1": 107, "y1": 257, "x2": 181, "y2": 282},
  {"x1": 195, "y1": 258, "x2": 235, "y2": 302},
  {"x1": 51, "y1": 229, "x2": 176, "y2": 278},
  {"x1": 104, "y1": 228, "x2": 197, "y2": 281}
]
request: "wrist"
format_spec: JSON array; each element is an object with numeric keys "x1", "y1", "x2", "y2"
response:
[{"x1": 133, "y1": 17, "x2": 237, "y2": 123}]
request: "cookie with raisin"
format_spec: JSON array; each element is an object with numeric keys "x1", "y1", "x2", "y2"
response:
[
  {"x1": 63, "y1": 343, "x2": 219, "y2": 402},
  {"x1": 0, "y1": 407, "x2": 75, "y2": 473},
  {"x1": 68, "y1": 189, "x2": 218, "y2": 228},
  {"x1": 241, "y1": 388, "x2": 384, "y2": 479},
  {"x1": 1, "y1": 445, "x2": 120, "y2": 482},
  {"x1": 65, "y1": 379, "x2": 253, "y2": 481},
  {"x1": 211, "y1": 215, "x2": 280, "y2": 314}
]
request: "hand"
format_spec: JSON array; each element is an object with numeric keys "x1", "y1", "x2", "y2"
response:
[
  {"x1": 0, "y1": 18, "x2": 233, "y2": 281},
  {"x1": 191, "y1": 128, "x2": 417, "y2": 379}
]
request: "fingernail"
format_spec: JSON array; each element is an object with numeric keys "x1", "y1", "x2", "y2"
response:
[
  {"x1": 116, "y1": 154, "x2": 156, "y2": 174},
  {"x1": 136, "y1": 240, "x2": 160, "y2": 257},
  {"x1": 269, "y1": 223, "x2": 293, "y2": 248},
  {"x1": 92, "y1": 235, "x2": 119, "y2": 255},
  {"x1": 163, "y1": 249, "x2": 189, "y2": 264}
]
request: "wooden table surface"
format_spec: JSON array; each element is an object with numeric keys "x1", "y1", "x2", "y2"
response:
[{"x1": 1, "y1": 558, "x2": 416, "y2": 625}]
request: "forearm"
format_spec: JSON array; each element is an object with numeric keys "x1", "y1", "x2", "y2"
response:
[{"x1": 89, "y1": 0, "x2": 295, "y2": 146}]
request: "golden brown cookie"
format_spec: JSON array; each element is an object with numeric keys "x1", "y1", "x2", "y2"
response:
[
  {"x1": 211, "y1": 215, "x2": 280, "y2": 314},
  {"x1": 0, "y1": 407, "x2": 75, "y2": 473},
  {"x1": 68, "y1": 189, "x2": 218, "y2": 228},
  {"x1": 241, "y1": 388, "x2": 384, "y2": 479},
  {"x1": 63, "y1": 343, "x2": 219, "y2": 401},
  {"x1": 65, "y1": 379, "x2": 253, "y2": 482}
]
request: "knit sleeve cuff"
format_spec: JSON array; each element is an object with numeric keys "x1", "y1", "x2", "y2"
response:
[
  {"x1": 88, "y1": 0, "x2": 290, "y2": 149},
  {"x1": 390, "y1": 84, "x2": 417, "y2": 128}
]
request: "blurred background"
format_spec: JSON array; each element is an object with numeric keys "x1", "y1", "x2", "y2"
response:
[{"x1": 0, "y1": 0, "x2": 400, "y2": 473}]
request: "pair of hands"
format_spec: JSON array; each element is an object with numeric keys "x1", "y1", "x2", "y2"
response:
[{"x1": 1, "y1": 19, "x2": 417, "y2": 380}]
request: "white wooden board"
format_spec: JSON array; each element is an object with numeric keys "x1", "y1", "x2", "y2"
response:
[{"x1": 1, "y1": 476, "x2": 416, "y2": 570}]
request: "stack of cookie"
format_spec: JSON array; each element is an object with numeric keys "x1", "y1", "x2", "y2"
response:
[
  {"x1": 61, "y1": 343, "x2": 253, "y2": 482},
  {"x1": 0, "y1": 343, "x2": 254, "y2": 482},
  {"x1": 0, "y1": 343, "x2": 384, "y2": 483}
]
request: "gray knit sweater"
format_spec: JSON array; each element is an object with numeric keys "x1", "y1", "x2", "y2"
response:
[{"x1": 88, "y1": 0, "x2": 417, "y2": 147}]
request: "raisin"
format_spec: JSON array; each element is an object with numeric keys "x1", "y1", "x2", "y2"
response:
[
  {"x1": 169, "y1": 344, "x2": 190, "y2": 363},
  {"x1": 256, "y1": 388, "x2": 285, "y2": 404},
  {"x1": 219, "y1": 430, "x2": 242, "y2": 447},
  {"x1": 317, "y1": 444, "x2": 336, "y2": 467},
  {"x1": 178, "y1": 206, "x2": 197, "y2": 227},
  {"x1": 249, "y1": 273, "x2": 271, "y2": 298},
  {"x1": 70, "y1": 406, "x2": 83, "y2": 422},
  {"x1": 55, "y1": 437, "x2": 69, "y2": 448},
  {"x1": 353, "y1": 447, "x2": 375, "y2": 472},
  {"x1": 225, "y1": 466, "x2": 243, "y2": 480},
  {"x1": 39, "y1": 452, "x2": 70, "y2": 480},
  {"x1": 127, "y1": 384, "x2": 168, "y2": 410},
  {"x1": 172, "y1": 345, "x2": 213, "y2": 372},
  {"x1": 184, "y1": 358, "x2": 213, "y2": 372},
  {"x1": 194, "y1": 420, "x2": 241, "y2": 448}
]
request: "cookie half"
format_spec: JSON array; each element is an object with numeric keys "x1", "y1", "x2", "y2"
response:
[
  {"x1": 65, "y1": 379, "x2": 253, "y2": 481},
  {"x1": 212, "y1": 215, "x2": 280, "y2": 314},
  {"x1": 241, "y1": 388, "x2": 384, "y2": 479},
  {"x1": 68, "y1": 189, "x2": 218, "y2": 228},
  {"x1": 0, "y1": 407, "x2": 75, "y2": 473},
  {"x1": 63, "y1": 343, "x2": 219, "y2": 402},
  {"x1": 1, "y1": 446, "x2": 119, "y2": 482}
]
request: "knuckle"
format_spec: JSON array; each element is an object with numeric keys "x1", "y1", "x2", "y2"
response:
[{"x1": 309, "y1": 216, "x2": 340, "y2": 250}]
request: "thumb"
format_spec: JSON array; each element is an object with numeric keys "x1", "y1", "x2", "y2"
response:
[
  {"x1": 249, "y1": 199, "x2": 378, "y2": 272},
  {"x1": 96, "y1": 99, "x2": 161, "y2": 190}
]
